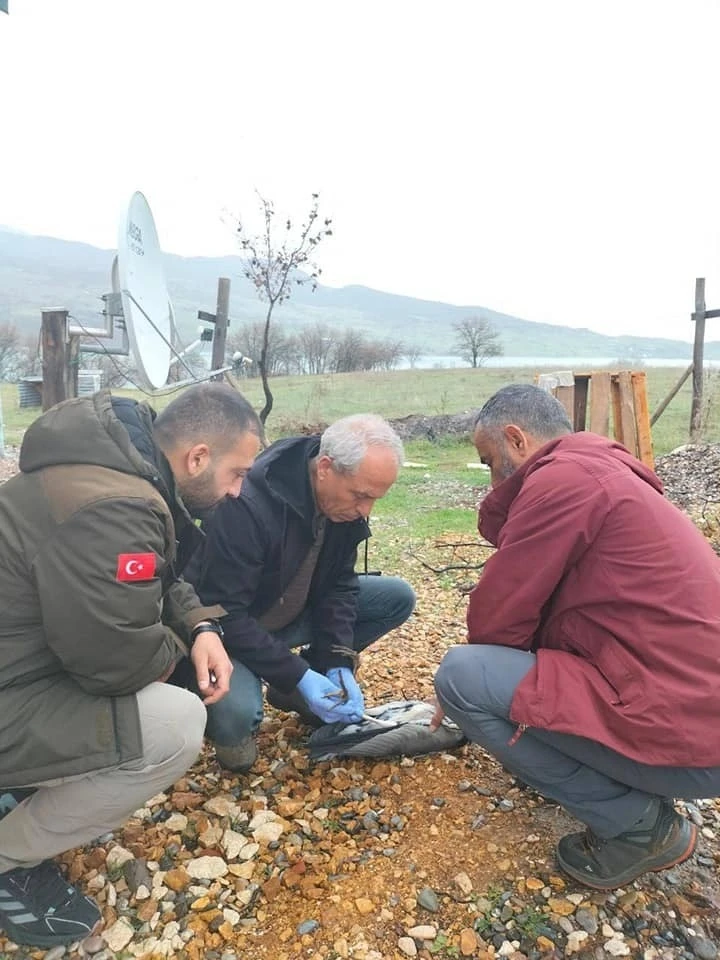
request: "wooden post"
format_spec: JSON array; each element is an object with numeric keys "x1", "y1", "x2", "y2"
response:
[
  {"x1": 650, "y1": 362, "x2": 693, "y2": 427},
  {"x1": 41, "y1": 310, "x2": 70, "y2": 411},
  {"x1": 690, "y1": 278, "x2": 706, "y2": 441},
  {"x1": 210, "y1": 277, "x2": 230, "y2": 380},
  {"x1": 67, "y1": 335, "x2": 80, "y2": 400}
]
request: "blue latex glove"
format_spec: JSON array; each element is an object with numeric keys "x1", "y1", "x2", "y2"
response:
[
  {"x1": 326, "y1": 667, "x2": 364, "y2": 723},
  {"x1": 296, "y1": 668, "x2": 359, "y2": 725}
]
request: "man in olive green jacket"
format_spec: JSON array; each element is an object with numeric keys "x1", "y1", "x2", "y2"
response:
[{"x1": 0, "y1": 384, "x2": 260, "y2": 949}]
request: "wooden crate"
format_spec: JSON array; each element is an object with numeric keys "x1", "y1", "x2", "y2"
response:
[{"x1": 542, "y1": 371, "x2": 654, "y2": 469}]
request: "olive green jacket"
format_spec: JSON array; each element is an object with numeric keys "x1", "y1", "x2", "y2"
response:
[{"x1": 0, "y1": 391, "x2": 223, "y2": 786}]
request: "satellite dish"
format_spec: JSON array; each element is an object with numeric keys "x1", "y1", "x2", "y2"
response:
[{"x1": 117, "y1": 192, "x2": 173, "y2": 390}]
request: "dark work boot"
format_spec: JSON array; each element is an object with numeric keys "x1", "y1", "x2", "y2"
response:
[
  {"x1": 556, "y1": 798, "x2": 697, "y2": 890},
  {"x1": 266, "y1": 686, "x2": 323, "y2": 728},
  {"x1": 214, "y1": 736, "x2": 258, "y2": 774}
]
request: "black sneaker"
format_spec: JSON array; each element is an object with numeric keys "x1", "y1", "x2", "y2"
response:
[
  {"x1": 0, "y1": 860, "x2": 101, "y2": 947},
  {"x1": 0, "y1": 789, "x2": 36, "y2": 821},
  {"x1": 556, "y1": 799, "x2": 697, "y2": 890},
  {"x1": 266, "y1": 686, "x2": 323, "y2": 728}
]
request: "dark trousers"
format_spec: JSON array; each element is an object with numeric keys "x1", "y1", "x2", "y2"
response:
[
  {"x1": 435, "y1": 644, "x2": 720, "y2": 838},
  {"x1": 206, "y1": 575, "x2": 416, "y2": 746}
]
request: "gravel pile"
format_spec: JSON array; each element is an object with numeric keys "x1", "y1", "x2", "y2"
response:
[{"x1": 655, "y1": 444, "x2": 720, "y2": 511}]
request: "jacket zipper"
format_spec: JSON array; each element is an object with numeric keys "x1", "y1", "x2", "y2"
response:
[{"x1": 508, "y1": 723, "x2": 527, "y2": 746}]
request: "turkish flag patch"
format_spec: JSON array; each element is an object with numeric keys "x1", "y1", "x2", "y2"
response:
[{"x1": 116, "y1": 553, "x2": 156, "y2": 582}]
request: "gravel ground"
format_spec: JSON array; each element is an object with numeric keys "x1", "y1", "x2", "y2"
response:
[{"x1": 1, "y1": 447, "x2": 720, "y2": 959}]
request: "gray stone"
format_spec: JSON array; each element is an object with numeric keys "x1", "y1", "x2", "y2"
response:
[
  {"x1": 497, "y1": 798, "x2": 515, "y2": 812},
  {"x1": 691, "y1": 939, "x2": 719, "y2": 960},
  {"x1": 576, "y1": 908, "x2": 599, "y2": 935},
  {"x1": 81, "y1": 935, "x2": 106, "y2": 954},
  {"x1": 43, "y1": 947, "x2": 67, "y2": 960},
  {"x1": 123, "y1": 857, "x2": 152, "y2": 895},
  {"x1": 297, "y1": 919, "x2": 320, "y2": 936},
  {"x1": 416, "y1": 886, "x2": 440, "y2": 912}
]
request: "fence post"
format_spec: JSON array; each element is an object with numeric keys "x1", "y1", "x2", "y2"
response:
[
  {"x1": 41, "y1": 310, "x2": 70, "y2": 411},
  {"x1": 210, "y1": 278, "x2": 230, "y2": 380},
  {"x1": 690, "y1": 278, "x2": 706, "y2": 441}
]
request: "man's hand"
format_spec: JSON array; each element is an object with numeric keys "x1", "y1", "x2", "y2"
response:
[
  {"x1": 429, "y1": 698, "x2": 445, "y2": 732},
  {"x1": 296, "y1": 668, "x2": 359, "y2": 725},
  {"x1": 326, "y1": 667, "x2": 364, "y2": 723},
  {"x1": 191, "y1": 631, "x2": 233, "y2": 705}
]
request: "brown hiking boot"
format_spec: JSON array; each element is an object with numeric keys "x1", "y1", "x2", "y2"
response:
[{"x1": 556, "y1": 799, "x2": 697, "y2": 890}]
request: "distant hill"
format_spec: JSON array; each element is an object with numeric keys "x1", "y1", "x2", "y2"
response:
[{"x1": 0, "y1": 226, "x2": 711, "y2": 360}]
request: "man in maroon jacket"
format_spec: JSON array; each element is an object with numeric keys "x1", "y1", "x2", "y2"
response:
[{"x1": 433, "y1": 383, "x2": 720, "y2": 889}]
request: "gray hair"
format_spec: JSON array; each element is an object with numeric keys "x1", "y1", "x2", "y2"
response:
[
  {"x1": 319, "y1": 413, "x2": 404, "y2": 473},
  {"x1": 475, "y1": 384, "x2": 573, "y2": 440}
]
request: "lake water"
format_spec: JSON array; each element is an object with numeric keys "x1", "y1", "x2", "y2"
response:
[{"x1": 399, "y1": 355, "x2": 700, "y2": 370}]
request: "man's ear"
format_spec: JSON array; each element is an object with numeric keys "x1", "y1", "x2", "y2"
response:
[
  {"x1": 315, "y1": 454, "x2": 334, "y2": 482},
  {"x1": 504, "y1": 424, "x2": 528, "y2": 453},
  {"x1": 185, "y1": 442, "x2": 211, "y2": 477}
]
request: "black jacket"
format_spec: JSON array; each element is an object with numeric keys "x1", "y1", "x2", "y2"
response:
[{"x1": 189, "y1": 436, "x2": 370, "y2": 692}]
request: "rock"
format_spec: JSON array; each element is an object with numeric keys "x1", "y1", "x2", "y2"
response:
[
  {"x1": 398, "y1": 936, "x2": 418, "y2": 957},
  {"x1": 252, "y1": 821, "x2": 285, "y2": 844},
  {"x1": 459, "y1": 928, "x2": 478, "y2": 955},
  {"x1": 567, "y1": 908, "x2": 595, "y2": 937},
  {"x1": 186, "y1": 856, "x2": 228, "y2": 880},
  {"x1": 355, "y1": 897, "x2": 375, "y2": 915},
  {"x1": 416, "y1": 887, "x2": 440, "y2": 912},
  {"x1": 164, "y1": 813, "x2": 188, "y2": 832},
  {"x1": 566, "y1": 930, "x2": 588, "y2": 954},
  {"x1": 81, "y1": 935, "x2": 106, "y2": 954},
  {"x1": 497, "y1": 799, "x2": 514, "y2": 812},
  {"x1": 297, "y1": 919, "x2": 320, "y2": 935},
  {"x1": 239, "y1": 842, "x2": 260, "y2": 861},
  {"x1": 163, "y1": 867, "x2": 191, "y2": 892},
  {"x1": 204, "y1": 796, "x2": 243, "y2": 818},
  {"x1": 221, "y1": 829, "x2": 247, "y2": 860},
  {"x1": 605, "y1": 939, "x2": 631, "y2": 957},
  {"x1": 123, "y1": 858, "x2": 152, "y2": 895},
  {"x1": 548, "y1": 897, "x2": 576, "y2": 916},
  {"x1": 691, "y1": 939, "x2": 719, "y2": 960},
  {"x1": 43, "y1": 947, "x2": 66, "y2": 960},
  {"x1": 453, "y1": 872, "x2": 473, "y2": 896},
  {"x1": 103, "y1": 917, "x2": 135, "y2": 952},
  {"x1": 407, "y1": 925, "x2": 437, "y2": 940},
  {"x1": 105, "y1": 845, "x2": 135, "y2": 871}
]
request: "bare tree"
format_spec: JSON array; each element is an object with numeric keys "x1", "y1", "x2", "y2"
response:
[
  {"x1": 403, "y1": 344, "x2": 423, "y2": 369},
  {"x1": 452, "y1": 315, "x2": 503, "y2": 368},
  {"x1": 0, "y1": 324, "x2": 20, "y2": 380},
  {"x1": 236, "y1": 193, "x2": 332, "y2": 424},
  {"x1": 227, "y1": 320, "x2": 291, "y2": 377},
  {"x1": 297, "y1": 321, "x2": 334, "y2": 374}
]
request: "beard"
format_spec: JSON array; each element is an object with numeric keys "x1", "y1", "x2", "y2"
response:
[{"x1": 178, "y1": 467, "x2": 222, "y2": 515}]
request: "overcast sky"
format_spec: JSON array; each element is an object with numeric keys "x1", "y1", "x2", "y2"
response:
[{"x1": 1, "y1": 0, "x2": 719, "y2": 343}]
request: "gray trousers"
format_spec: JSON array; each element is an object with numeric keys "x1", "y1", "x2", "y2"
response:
[
  {"x1": 0, "y1": 683, "x2": 206, "y2": 873},
  {"x1": 435, "y1": 645, "x2": 720, "y2": 838}
]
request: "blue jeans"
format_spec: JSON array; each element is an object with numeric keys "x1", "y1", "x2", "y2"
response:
[
  {"x1": 435, "y1": 644, "x2": 720, "y2": 838},
  {"x1": 206, "y1": 575, "x2": 416, "y2": 746}
]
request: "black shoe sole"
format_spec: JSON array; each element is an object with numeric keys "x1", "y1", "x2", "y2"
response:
[
  {"x1": 556, "y1": 820, "x2": 698, "y2": 890},
  {"x1": 0, "y1": 915, "x2": 101, "y2": 949}
]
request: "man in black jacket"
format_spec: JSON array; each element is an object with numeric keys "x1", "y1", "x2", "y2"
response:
[{"x1": 187, "y1": 413, "x2": 416, "y2": 771}]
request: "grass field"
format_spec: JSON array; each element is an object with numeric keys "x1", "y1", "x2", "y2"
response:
[{"x1": 2, "y1": 365, "x2": 719, "y2": 558}]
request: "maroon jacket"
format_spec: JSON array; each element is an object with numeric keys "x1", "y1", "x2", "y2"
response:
[{"x1": 467, "y1": 432, "x2": 720, "y2": 766}]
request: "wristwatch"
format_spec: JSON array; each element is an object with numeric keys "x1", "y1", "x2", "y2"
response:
[{"x1": 191, "y1": 619, "x2": 224, "y2": 643}]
